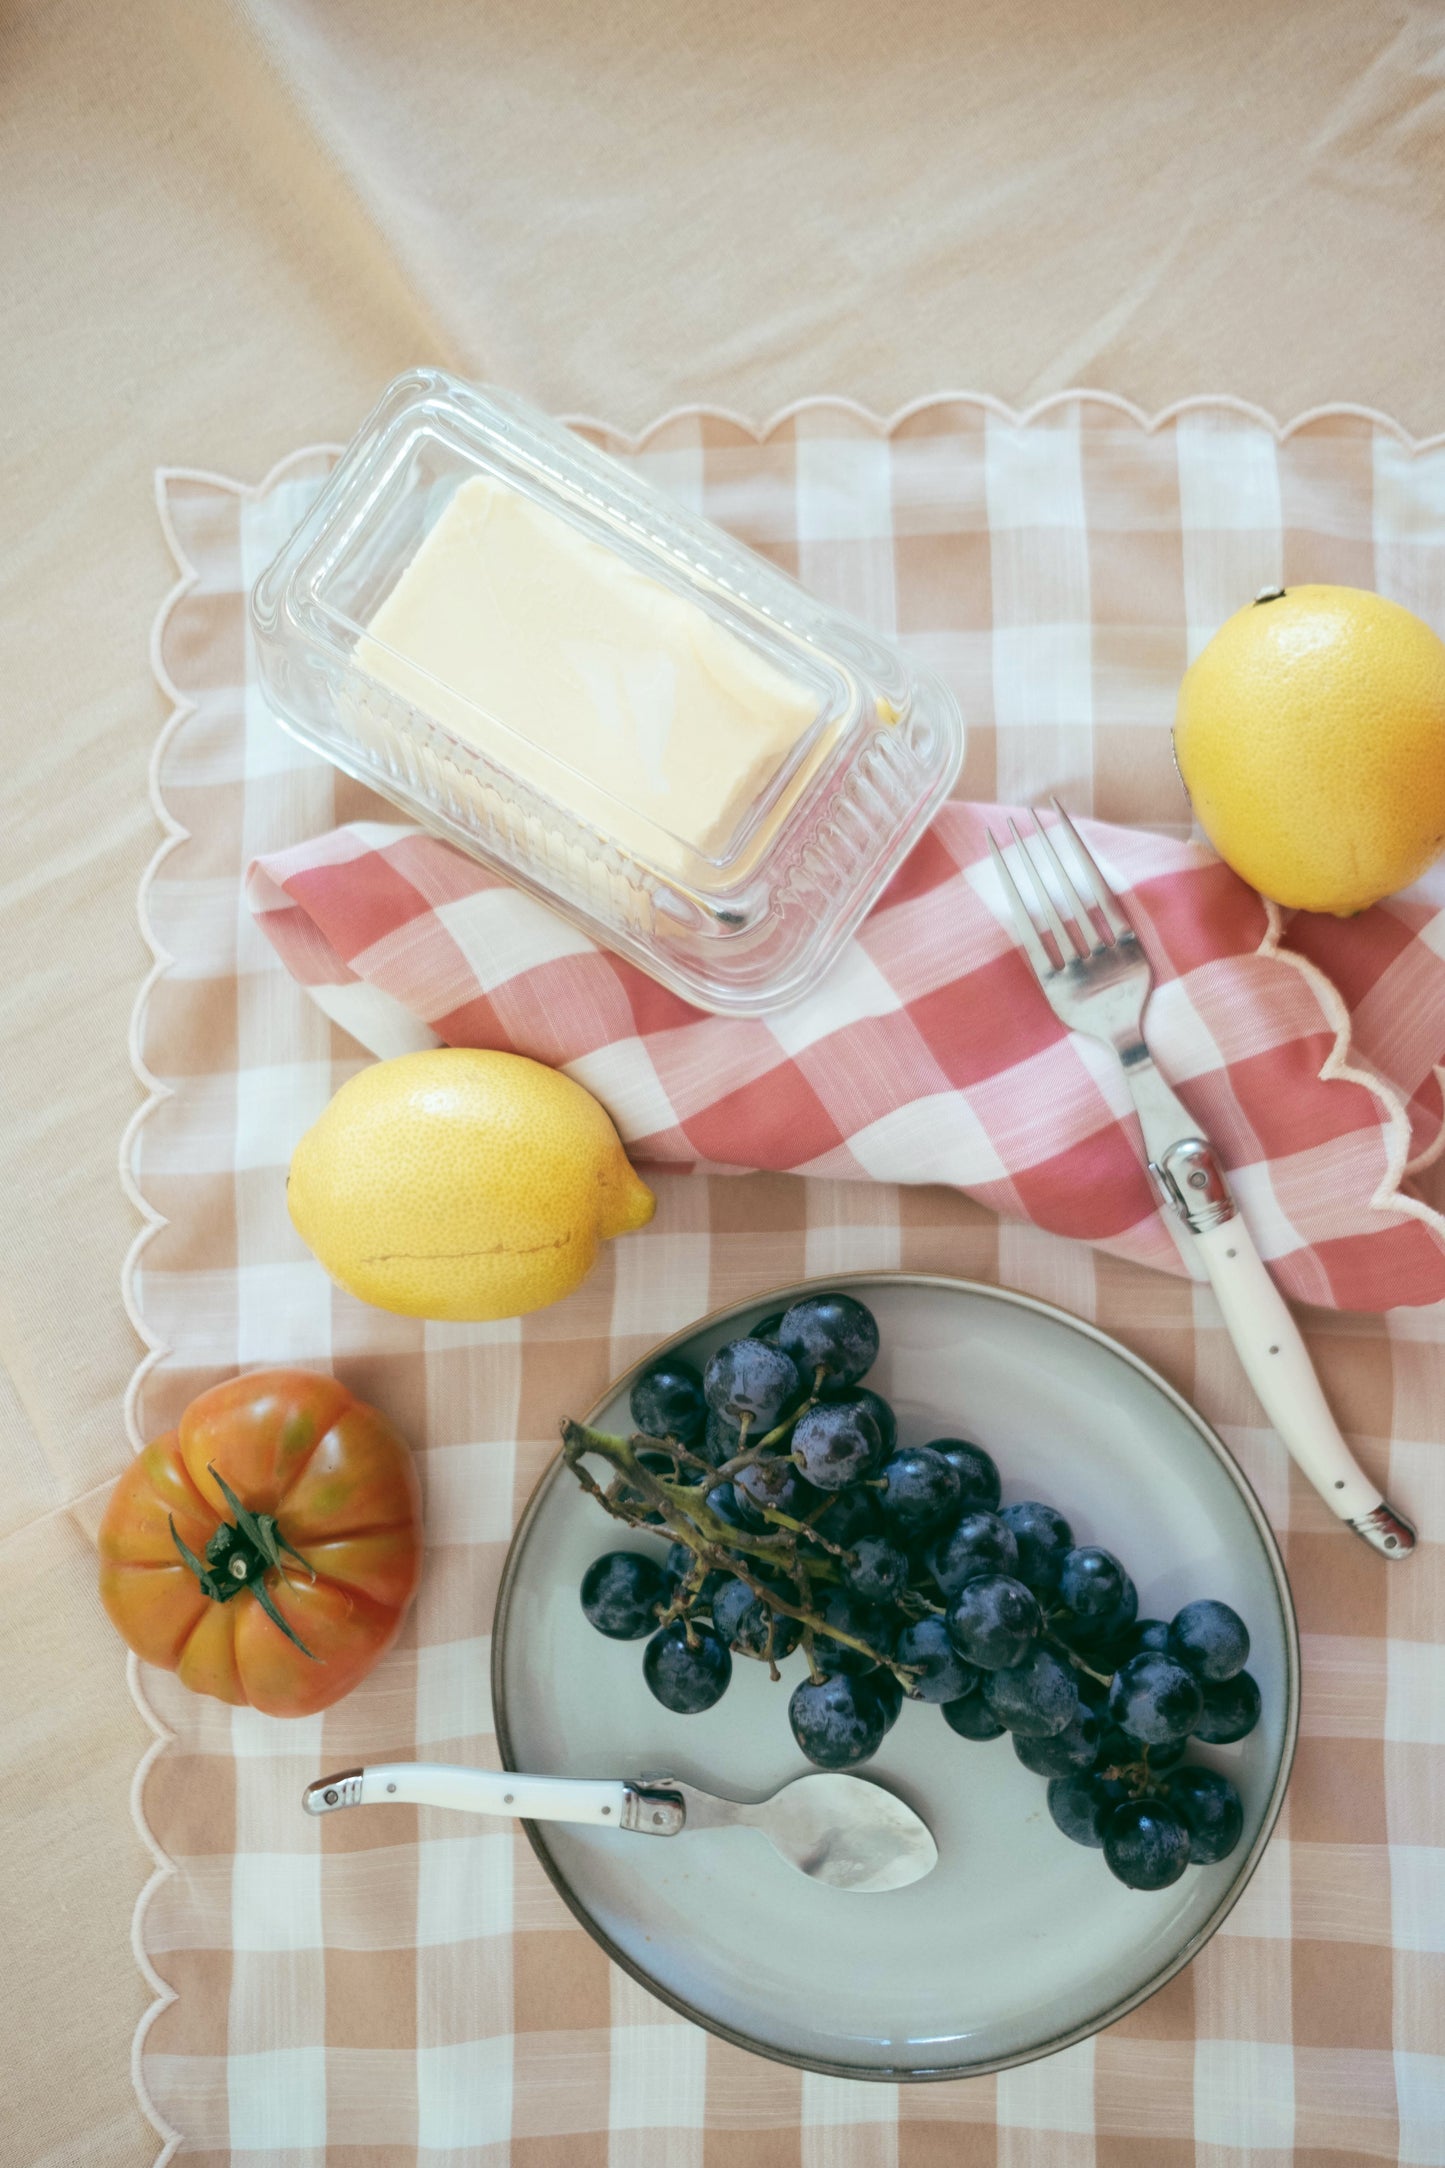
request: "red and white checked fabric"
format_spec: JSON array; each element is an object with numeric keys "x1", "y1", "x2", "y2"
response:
[
  {"x1": 249, "y1": 807, "x2": 1445, "y2": 1313},
  {"x1": 131, "y1": 400, "x2": 1445, "y2": 2167}
]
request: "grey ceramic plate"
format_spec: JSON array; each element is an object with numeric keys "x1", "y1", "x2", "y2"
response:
[{"x1": 492, "y1": 1274, "x2": 1299, "y2": 2079}]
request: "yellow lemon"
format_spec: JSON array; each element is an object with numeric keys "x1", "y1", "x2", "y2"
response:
[
  {"x1": 288, "y1": 1049, "x2": 655, "y2": 1321},
  {"x1": 1174, "y1": 584, "x2": 1445, "y2": 914}
]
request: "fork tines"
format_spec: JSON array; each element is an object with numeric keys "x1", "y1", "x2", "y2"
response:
[{"x1": 987, "y1": 799, "x2": 1128, "y2": 971}]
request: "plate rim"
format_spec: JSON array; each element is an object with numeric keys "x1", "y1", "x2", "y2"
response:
[{"x1": 491, "y1": 1269, "x2": 1302, "y2": 2082}]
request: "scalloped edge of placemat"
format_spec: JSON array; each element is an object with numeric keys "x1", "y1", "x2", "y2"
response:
[
  {"x1": 122, "y1": 390, "x2": 1445, "y2": 2162},
  {"x1": 123, "y1": 444, "x2": 345, "y2": 2164}
]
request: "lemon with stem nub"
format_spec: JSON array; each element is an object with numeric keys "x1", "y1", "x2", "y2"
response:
[
  {"x1": 288, "y1": 1049, "x2": 655, "y2": 1321},
  {"x1": 1174, "y1": 584, "x2": 1445, "y2": 914}
]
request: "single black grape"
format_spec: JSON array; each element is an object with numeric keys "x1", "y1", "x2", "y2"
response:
[
  {"x1": 722, "y1": 1484, "x2": 768, "y2": 1532},
  {"x1": 878, "y1": 1446, "x2": 962, "y2": 1537},
  {"x1": 1191, "y1": 1670, "x2": 1261, "y2": 1744},
  {"x1": 941, "y1": 1691, "x2": 1006, "y2": 1741},
  {"x1": 1072, "y1": 1575, "x2": 1138, "y2": 1653},
  {"x1": 642, "y1": 1621, "x2": 732, "y2": 1712},
  {"x1": 700, "y1": 1408, "x2": 743, "y2": 1467},
  {"x1": 868, "y1": 1666, "x2": 905, "y2": 1732},
  {"x1": 895, "y1": 1614, "x2": 980, "y2": 1703},
  {"x1": 929, "y1": 1509, "x2": 1019, "y2": 1598},
  {"x1": 754, "y1": 1608, "x2": 802, "y2": 1660},
  {"x1": 1057, "y1": 1546, "x2": 1129, "y2": 1623},
  {"x1": 710, "y1": 1576, "x2": 800, "y2": 1660},
  {"x1": 777, "y1": 1292, "x2": 880, "y2": 1390},
  {"x1": 982, "y1": 1646, "x2": 1081, "y2": 1737},
  {"x1": 791, "y1": 1401, "x2": 881, "y2": 1490},
  {"x1": 813, "y1": 1588, "x2": 888, "y2": 1675},
  {"x1": 789, "y1": 1672, "x2": 887, "y2": 1768},
  {"x1": 999, "y1": 1502, "x2": 1073, "y2": 1594},
  {"x1": 1116, "y1": 1617, "x2": 1171, "y2": 1662},
  {"x1": 703, "y1": 1338, "x2": 801, "y2": 1431},
  {"x1": 749, "y1": 1312, "x2": 786, "y2": 1346},
  {"x1": 1168, "y1": 1599, "x2": 1250, "y2": 1683},
  {"x1": 693, "y1": 1404, "x2": 740, "y2": 1474},
  {"x1": 1014, "y1": 1705, "x2": 1103, "y2": 1775},
  {"x1": 838, "y1": 1386, "x2": 899, "y2": 1456},
  {"x1": 926, "y1": 1438, "x2": 1001, "y2": 1512},
  {"x1": 580, "y1": 1551, "x2": 668, "y2": 1639},
  {"x1": 1102, "y1": 1800, "x2": 1192, "y2": 1890},
  {"x1": 629, "y1": 1360, "x2": 707, "y2": 1445},
  {"x1": 734, "y1": 1453, "x2": 807, "y2": 1521},
  {"x1": 945, "y1": 1573, "x2": 1042, "y2": 1669},
  {"x1": 710, "y1": 1576, "x2": 759, "y2": 1643},
  {"x1": 1107, "y1": 1652, "x2": 1205, "y2": 1745},
  {"x1": 1048, "y1": 1770, "x2": 1127, "y2": 1848},
  {"x1": 703, "y1": 1479, "x2": 757, "y2": 1537},
  {"x1": 842, "y1": 1534, "x2": 912, "y2": 1605},
  {"x1": 662, "y1": 1542, "x2": 727, "y2": 1606},
  {"x1": 809, "y1": 1487, "x2": 880, "y2": 1546},
  {"x1": 1165, "y1": 1764, "x2": 1245, "y2": 1863}
]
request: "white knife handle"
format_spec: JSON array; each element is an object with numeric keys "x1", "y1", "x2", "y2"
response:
[
  {"x1": 302, "y1": 1763, "x2": 632, "y2": 1826},
  {"x1": 1191, "y1": 1217, "x2": 1414, "y2": 1555}
]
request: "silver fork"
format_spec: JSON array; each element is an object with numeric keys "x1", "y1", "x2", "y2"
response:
[{"x1": 988, "y1": 802, "x2": 1415, "y2": 1559}]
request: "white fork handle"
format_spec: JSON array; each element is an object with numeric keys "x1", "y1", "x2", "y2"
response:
[
  {"x1": 1191, "y1": 1218, "x2": 1414, "y2": 1553},
  {"x1": 302, "y1": 1763, "x2": 630, "y2": 1824}
]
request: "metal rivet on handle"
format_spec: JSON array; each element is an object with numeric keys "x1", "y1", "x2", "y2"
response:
[
  {"x1": 504, "y1": 1793, "x2": 514, "y2": 1805},
  {"x1": 601, "y1": 1805, "x2": 611, "y2": 1815},
  {"x1": 324, "y1": 1789, "x2": 338, "y2": 1806},
  {"x1": 387, "y1": 1783, "x2": 397, "y2": 1794}
]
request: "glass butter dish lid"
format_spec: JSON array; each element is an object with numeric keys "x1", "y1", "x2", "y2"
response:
[{"x1": 250, "y1": 369, "x2": 964, "y2": 1015}]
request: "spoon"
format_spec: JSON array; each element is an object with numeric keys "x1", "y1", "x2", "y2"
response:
[{"x1": 303, "y1": 1762, "x2": 937, "y2": 1893}]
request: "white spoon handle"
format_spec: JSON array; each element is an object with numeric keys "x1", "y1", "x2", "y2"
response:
[
  {"x1": 1191, "y1": 1217, "x2": 1414, "y2": 1554},
  {"x1": 302, "y1": 1762, "x2": 631, "y2": 1826}
]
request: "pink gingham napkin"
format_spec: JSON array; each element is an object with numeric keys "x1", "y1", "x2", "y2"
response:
[{"x1": 247, "y1": 804, "x2": 1445, "y2": 1312}]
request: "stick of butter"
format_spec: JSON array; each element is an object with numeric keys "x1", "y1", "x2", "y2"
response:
[{"x1": 356, "y1": 477, "x2": 820, "y2": 876}]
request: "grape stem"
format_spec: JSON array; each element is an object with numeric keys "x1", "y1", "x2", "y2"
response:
[
  {"x1": 1097, "y1": 1751, "x2": 1168, "y2": 1800},
  {"x1": 712, "y1": 1394, "x2": 820, "y2": 1482},
  {"x1": 561, "y1": 1419, "x2": 916, "y2": 1685},
  {"x1": 1041, "y1": 1624, "x2": 1114, "y2": 1687}
]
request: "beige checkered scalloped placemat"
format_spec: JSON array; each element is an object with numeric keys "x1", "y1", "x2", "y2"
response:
[{"x1": 128, "y1": 397, "x2": 1445, "y2": 2165}]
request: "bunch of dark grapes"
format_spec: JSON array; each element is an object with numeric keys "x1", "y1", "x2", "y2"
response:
[{"x1": 566, "y1": 1292, "x2": 1260, "y2": 1892}]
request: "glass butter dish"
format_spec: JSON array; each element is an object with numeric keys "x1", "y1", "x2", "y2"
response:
[{"x1": 250, "y1": 369, "x2": 964, "y2": 1015}]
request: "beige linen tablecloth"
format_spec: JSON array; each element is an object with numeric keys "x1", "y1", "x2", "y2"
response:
[{"x1": 5, "y1": 2, "x2": 1445, "y2": 2161}]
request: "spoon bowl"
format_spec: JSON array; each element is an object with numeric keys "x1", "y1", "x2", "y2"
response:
[{"x1": 659, "y1": 1770, "x2": 938, "y2": 1892}]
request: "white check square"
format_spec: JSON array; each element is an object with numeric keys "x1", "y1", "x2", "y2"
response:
[
  {"x1": 228, "y1": 2045, "x2": 328, "y2": 2151},
  {"x1": 417, "y1": 1833, "x2": 512, "y2": 1948},
  {"x1": 416, "y1": 2036, "x2": 514, "y2": 2149},
  {"x1": 230, "y1": 1851, "x2": 323, "y2": 1953},
  {"x1": 1194, "y1": 2038, "x2": 1295, "y2": 2151},
  {"x1": 416, "y1": 1635, "x2": 493, "y2": 1748},
  {"x1": 438, "y1": 885, "x2": 597, "y2": 991},
  {"x1": 768, "y1": 943, "x2": 901, "y2": 1057},
  {"x1": 609, "y1": 2021, "x2": 707, "y2": 2132}
]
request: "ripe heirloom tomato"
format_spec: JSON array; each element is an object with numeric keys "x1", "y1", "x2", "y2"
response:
[{"x1": 99, "y1": 1369, "x2": 423, "y2": 1717}]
